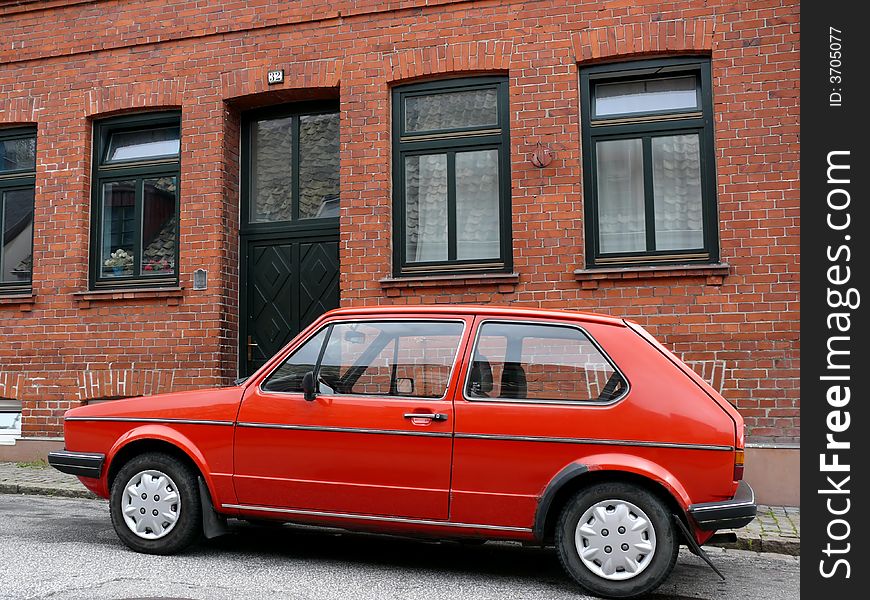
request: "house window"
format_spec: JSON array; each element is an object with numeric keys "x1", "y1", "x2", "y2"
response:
[
  {"x1": 243, "y1": 105, "x2": 340, "y2": 226},
  {"x1": 91, "y1": 113, "x2": 180, "y2": 287},
  {"x1": 580, "y1": 58, "x2": 718, "y2": 266},
  {"x1": 392, "y1": 77, "x2": 512, "y2": 275},
  {"x1": 0, "y1": 126, "x2": 36, "y2": 294}
]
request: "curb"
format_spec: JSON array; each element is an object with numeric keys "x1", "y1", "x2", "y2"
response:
[
  {"x1": 708, "y1": 536, "x2": 800, "y2": 556},
  {"x1": 0, "y1": 482, "x2": 96, "y2": 499}
]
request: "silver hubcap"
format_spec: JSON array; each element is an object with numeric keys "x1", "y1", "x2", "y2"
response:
[
  {"x1": 575, "y1": 499, "x2": 657, "y2": 581},
  {"x1": 121, "y1": 469, "x2": 181, "y2": 540}
]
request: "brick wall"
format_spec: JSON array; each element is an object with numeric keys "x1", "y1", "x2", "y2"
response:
[{"x1": 0, "y1": 0, "x2": 799, "y2": 442}]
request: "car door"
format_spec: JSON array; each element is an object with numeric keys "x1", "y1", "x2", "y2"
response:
[
  {"x1": 450, "y1": 317, "x2": 632, "y2": 528},
  {"x1": 233, "y1": 316, "x2": 470, "y2": 520}
]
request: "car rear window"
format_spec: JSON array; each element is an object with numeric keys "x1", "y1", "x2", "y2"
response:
[{"x1": 466, "y1": 321, "x2": 626, "y2": 403}]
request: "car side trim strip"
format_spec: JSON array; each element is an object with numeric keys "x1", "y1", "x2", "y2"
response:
[
  {"x1": 61, "y1": 418, "x2": 729, "y2": 450},
  {"x1": 221, "y1": 503, "x2": 533, "y2": 533},
  {"x1": 236, "y1": 422, "x2": 452, "y2": 438},
  {"x1": 454, "y1": 432, "x2": 733, "y2": 452},
  {"x1": 64, "y1": 417, "x2": 234, "y2": 426}
]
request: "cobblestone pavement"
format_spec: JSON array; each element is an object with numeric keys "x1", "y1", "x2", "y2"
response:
[
  {"x1": 0, "y1": 461, "x2": 96, "y2": 498},
  {"x1": 719, "y1": 504, "x2": 800, "y2": 555},
  {"x1": 0, "y1": 461, "x2": 798, "y2": 554}
]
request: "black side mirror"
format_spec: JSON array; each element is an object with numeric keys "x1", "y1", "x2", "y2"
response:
[{"x1": 302, "y1": 371, "x2": 317, "y2": 401}]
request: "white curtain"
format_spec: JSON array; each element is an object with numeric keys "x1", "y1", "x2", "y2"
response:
[
  {"x1": 652, "y1": 134, "x2": 704, "y2": 250},
  {"x1": 405, "y1": 154, "x2": 448, "y2": 262}
]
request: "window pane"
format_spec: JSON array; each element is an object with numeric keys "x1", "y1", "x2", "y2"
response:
[
  {"x1": 456, "y1": 149, "x2": 500, "y2": 260},
  {"x1": 1, "y1": 189, "x2": 34, "y2": 283},
  {"x1": 652, "y1": 134, "x2": 705, "y2": 251},
  {"x1": 0, "y1": 410, "x2": 22, "y2": 432},
  {"x1": 404, "y1": 88, "x2": 498, "y2": 133},
  {"x1": 319, "y1": 321, "x2": 464, "y2": 398},
  {"x1": 100, "y1": 180, "x2": 137, "y2": 278},
  {"x1": 106, "y1": 127, "x2": 180, "y2": 162},
  {"x1": 467, "y1": 322, "x2": 623, "y2": 403},
  {"x1": 594, "y1": 76, "x2": 698, "y2": 117},
  {"x1": 405, "y1": 154, "x2": 448, "y2": 262},
  {"x1": 261, "y1": 328, "x2": 328, "y2": 393},
  {"x1": 0, "y1": 137, "x2": 36, "y2": 173},
  {"x1": 299, "y1": 113, "x2": 340, "y2": 219},
  {"x1": 141, "y1": 177, "x2": 177, "y2": 275},
  {"x1": 251, "y1": 116, "x2": 294, "y2": 223},
  {"x1": 596, "y1": 138, "x2": 645, "y2": 254}
]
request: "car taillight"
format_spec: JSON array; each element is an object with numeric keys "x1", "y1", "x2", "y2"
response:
[{"x1": 733, "y1": 449, "x2": 745, "y2": 481}]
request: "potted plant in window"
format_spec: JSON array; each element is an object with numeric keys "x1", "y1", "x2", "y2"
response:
[
  {"x1": 143, "y1": 258, "x2": 173, "y2": 273},
  {"x1": 103, "y1": 249, "x2": 133, "y2": 276}
]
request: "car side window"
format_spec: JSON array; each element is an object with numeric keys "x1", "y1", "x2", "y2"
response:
[
  {"x1": 317, "y1": 321, "x2": 465, "y2": 398},
  {"x1": 466, "y1": 321, "x2": 625, "y2": 403},
  {"x1": 261, "y1": 328, "x2": 328, "y2": 393}
]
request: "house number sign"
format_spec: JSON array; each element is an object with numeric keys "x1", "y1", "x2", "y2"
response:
[{"x1": 267, "y1": 69, "x2": 284, "y2": 85}]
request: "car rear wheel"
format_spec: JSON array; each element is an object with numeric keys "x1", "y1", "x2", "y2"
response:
[
  {"x1": 110, "y1": 452, "x2": 202, "y2": 555},
  {"x1": 555, "y1": 482, "x2": 678, "y2": 599}
]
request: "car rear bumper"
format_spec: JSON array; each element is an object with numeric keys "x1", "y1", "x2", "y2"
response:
[
  {"x1": 688, "y1": 480, "x2": 757, "y2": 531},
  {"x1": 47, "y1": 450, "x2": 105, "y2": 479}
]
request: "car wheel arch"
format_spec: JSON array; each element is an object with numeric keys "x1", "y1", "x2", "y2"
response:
[
  {"x1": 106, "y1": 427, "x2": 216, "y2": 504},
  {"x1": 534, "y1": 458, "x2": 691, "y2": 543}
]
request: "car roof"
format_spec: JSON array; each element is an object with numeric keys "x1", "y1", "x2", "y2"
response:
[{"x1": 323, "y1": 305, "x2": 626, "y2": 327}]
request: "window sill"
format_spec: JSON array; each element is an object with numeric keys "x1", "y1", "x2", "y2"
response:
[
  {"x1": 573, "y1": 263, "x2": 731, "y2": 289},
  {"x1": 380, "y1": 272, "x2": 520, "y2": 296},
  {"x1": 0, "y1": 293, "x2": 35, "y2": 311},
  {"x1": 73, "y1": 286, "x2": 184, "y2": 309}
]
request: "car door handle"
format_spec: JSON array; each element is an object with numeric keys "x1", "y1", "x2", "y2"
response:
[{"x1": 403, "y1": 412, "x2": 448, "y2": 422}]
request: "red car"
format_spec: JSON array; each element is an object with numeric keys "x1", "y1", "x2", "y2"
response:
[{"x1": 49, "y1": 305, "x2": 755, "y2": 598}]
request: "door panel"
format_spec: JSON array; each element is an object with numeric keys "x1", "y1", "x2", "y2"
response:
[
  {"x1": 234, "y1": 393, "x2": 453, "y2": 519},
  {"x1": 298, "y1": 241, "x2": 340, "y2": 327},
  {"x1": 234, "y1": 316, "x2": 472, "y2": 520},
  {"x1": 242, "y1": 236, "x2": 339, "y2": 374}
]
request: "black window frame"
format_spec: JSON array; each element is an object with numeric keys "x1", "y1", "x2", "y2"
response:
[
  {"x1": 580, "y1": 57, "x2": 719, "y2": 267},
  {"x1": 90, "y1": 111, "x2": 181, "y2": 289},
  {"x1": 240, "y1": 101, "x2": 341, "y2": 236},
  {"x1": 0, "y1": 125, "x2": 37, "y2": 295},
  {"x1": 392, "y1": 76, "x2": 512, "y2": 276}
]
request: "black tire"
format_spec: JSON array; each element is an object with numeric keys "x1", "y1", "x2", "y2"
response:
[
  {"x1": 109, "y1": 452, "x2": 202, "y2": 555},
  {"x1": 555, "y1": 482, "x2": 678, "y2": 599}
]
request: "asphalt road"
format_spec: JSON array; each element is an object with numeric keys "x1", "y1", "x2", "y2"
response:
[{"x1": 0, "y1": 495, "x2": 798, "y2": 600}]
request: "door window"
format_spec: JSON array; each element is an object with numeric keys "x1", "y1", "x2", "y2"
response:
[
  {"x1": 262, "y1": 321, "x2": 465, "y2": 399},
  {"x1": 466, "y1": 321, "x2": 626, "y2": 403},
  {"x1": 261, "y1": 328, "x2": 328, "y2": 393}
]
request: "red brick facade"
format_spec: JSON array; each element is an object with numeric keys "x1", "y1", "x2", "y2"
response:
[{"x1": 0, "y1": 0, "x2": 799, "y2": 443}]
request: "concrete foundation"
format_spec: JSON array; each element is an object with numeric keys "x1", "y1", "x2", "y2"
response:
[
  {"x1": 0, "y1": 438, "x2": 63, "y2": 463},
  {"x1": 744, "y1": 444, "x2": 800, "y2": 507}
]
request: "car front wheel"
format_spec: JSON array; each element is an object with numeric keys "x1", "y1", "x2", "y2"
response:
[
  {"x1": 109, "y1": 452, "x2": 202, "y2": 555},
  {"x1": 555, "y1": 482, "x2": 678, "y2": 598}
]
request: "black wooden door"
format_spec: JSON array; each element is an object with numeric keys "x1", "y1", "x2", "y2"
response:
[
  {"x1": 242, "y1": 234, "x2": 339, "y2": 375},
  {"x1": 239, "y1": 103, "x2": 341, "y2": 376}
]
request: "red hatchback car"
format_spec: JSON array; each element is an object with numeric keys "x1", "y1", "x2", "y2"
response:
[{"x1": 49, "y1": 305, "x2": 755, "y2": 598}]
